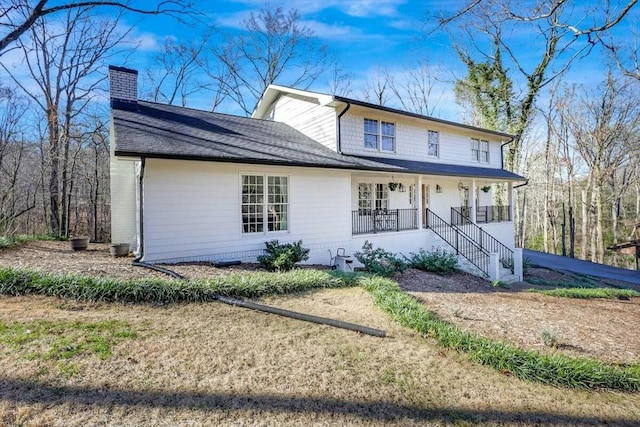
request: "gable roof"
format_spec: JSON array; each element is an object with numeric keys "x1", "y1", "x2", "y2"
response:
[
  {"x1": 253, "y1": 84, "x2": 514, "y2": 140},
  {"x1": 112, "y1": 100, "x2": 525, "y2": 181}
]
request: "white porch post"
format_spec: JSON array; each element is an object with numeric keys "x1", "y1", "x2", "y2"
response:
[
  {"x1": 471, "y1": 179, "x2": 477, "y2": 223},
  {"x1": 417, "y1": 176, "x2": 423, "y2": 229},
  {"x1": 508, "y1": 181, "x2": 514, "y2": 221}
]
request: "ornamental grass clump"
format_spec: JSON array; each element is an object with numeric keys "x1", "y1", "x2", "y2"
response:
[
  {"x1": 530, "y1": 288, "x2": 640, "y2": 299},
  {"x1": 361, "y1": 275, "x2": 640, "y2": 391},
  {"x1": 0, "y1": 266, "x2": 355, "y2": 303}
]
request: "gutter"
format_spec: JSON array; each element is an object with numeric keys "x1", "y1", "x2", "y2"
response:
[
  {"x1": 133, "y1": 157, "x2": 146, "y2": 262},
  {"x1": 336, "y1": 101, "x2": 351, "y2": 154}
]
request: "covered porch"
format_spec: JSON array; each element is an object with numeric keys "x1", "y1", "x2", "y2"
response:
[{"x1": 351, "y1": 173, "x2": 514, "y2": 236}]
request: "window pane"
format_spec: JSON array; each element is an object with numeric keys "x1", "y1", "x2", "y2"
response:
[
  {"x1": 381, "y1": 136, "x2": 394, "y2": 151},
  {"x1": 267, "y1": 176, "x2": 288, "y2": 231},
  {"x1": 381, "y1": 122, "x2": 395, "y2": 136},
  {"x1": 358, "y1": 183, "x2": 372, "y2": 210},
  {"x1": 428, "y1": 130, "x2": 439, "y2": 157},
  {"x1": 364, "y1": 134, "x2": 378, "y2": 149},
  {"x1": 364, "y1": 118, "x2": 378, "y2": 133}
]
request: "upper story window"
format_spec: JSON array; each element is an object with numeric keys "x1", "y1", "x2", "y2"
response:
[
  {"x1": 471, "y1": 138, "x2": 489, "y2": 163},
  {"x1": 428, "y1": 130, "x2": 439, "y2": 157},
  {"x1": 364, "y1": 118, "x2": 395, "y2": 152},
  {"x1": 242, "y1": 174, "x2": 288, "y2": 233},
  {"x1": 381, "y1": 121, "x2": 395, "y2": 151},
  {"x1": 364, "y1": 119, "x2": 378, "y2": 149}
]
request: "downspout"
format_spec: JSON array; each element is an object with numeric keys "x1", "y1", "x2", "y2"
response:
[
  {"x1": 336, "y1": 101, "x2": 351, "y2": 154},
  {"x1": 500, "y1": 136, "x2": 515, "y2": 170},
  {"x1": 501, "y1": 136, "x2": 529, "y2": 189},
  {"x1": 133, "y1": 157, "x2": 146, "y2": 262}
]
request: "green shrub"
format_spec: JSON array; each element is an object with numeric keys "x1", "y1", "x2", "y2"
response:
[
  {"x1": 257, "y1": 240, "x2": 310, "y2": 271},
  {"x1": 354, "y1": 241, "x2": 406, "y2": 277},
  {"x1": 406, "y1": 248, "x2": 458, "y2": 275},
  {"x1": 361, "y1": 275, "x2": 640, "y2": 391}
]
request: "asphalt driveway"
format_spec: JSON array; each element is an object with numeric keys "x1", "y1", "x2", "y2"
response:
[{"x1": 524, "y1": 249, "x2": 640, "y2": 285}]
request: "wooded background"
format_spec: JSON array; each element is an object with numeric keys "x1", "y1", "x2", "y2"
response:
[{"x1": 1, "y1": 1, "x2": 639, "y2": 268}]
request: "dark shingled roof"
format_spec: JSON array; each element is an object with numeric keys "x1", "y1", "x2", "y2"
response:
[
  {"x1": 112, "y1": 101, "x2": 525, "y2": 181},
  {"x1": 350, "y1": 156, "x2": 526, "y2": 181}
]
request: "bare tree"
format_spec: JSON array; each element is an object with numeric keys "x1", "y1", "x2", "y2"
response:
[
  {"x1": 389, "y1": 61, "x2": 444, "y2": 116},
  {"x1": 143, "y1": 34, "x2": 214, "y2": 107},
  {"x1": 0, "y1": 0, "x2": 195, "y2": 55},
  {"x1": 0, "y1": 85, "x2": 36, "y2": 234},
  {"x1": 360, "y1": 66, "x2": 393, "y2": 106},
  {"x1": 213, "y1": 7, "x2": 330, "y2": 116},
  {"x1": 562, "y1": 74, "x2": 640, "y2": 262},
  {"x1": 436, "y1": 0, "x2": 638, "y2": 171},
  {"x1": 1, "y1": 6, "x2": 128, "y2": 237},
  {"x1": 327, "y1": 63, "x2": 353, "y2": 97}
]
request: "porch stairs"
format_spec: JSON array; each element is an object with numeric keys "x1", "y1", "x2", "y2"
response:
[{"x1": 425, "y1": 208, "x2": 516, "y2": 282}]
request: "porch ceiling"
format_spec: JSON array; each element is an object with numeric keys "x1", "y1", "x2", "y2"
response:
[{"x1": 349, "y1": 156, "x2": 526, "y2": 182}]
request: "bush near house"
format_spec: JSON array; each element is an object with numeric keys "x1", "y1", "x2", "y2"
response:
[
  {"x1": 406, "y1": 248, "x2": 458, "y2": 275},
  {"x1": 354, "y1": 241, "x2": 407, "y2": 277},
  {"x1": 257, "y1": 240, "x2": 310, "y2": 271}
]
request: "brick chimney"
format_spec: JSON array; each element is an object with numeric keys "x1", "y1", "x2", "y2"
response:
[{"x1": 108, "y1": 65, "x2": 138, "y2": 110}]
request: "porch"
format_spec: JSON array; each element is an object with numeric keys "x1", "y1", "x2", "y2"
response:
[
  {"x1": 351, "y1": 206, "x2": 510, "y2": 235},
  {"x1": 351, "y1": 174, "x2": 513, "y2": 236}
]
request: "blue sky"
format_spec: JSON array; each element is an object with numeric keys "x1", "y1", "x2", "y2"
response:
[
  {"x1": 115, "y1": 0, "x2": 464, "y2": 115},
  {"x1": 111, "y1": 0, "x2": 639, "y2": 119},
  {"x1": 3, "y1": 0, "x2": 638, "y2": 121}
]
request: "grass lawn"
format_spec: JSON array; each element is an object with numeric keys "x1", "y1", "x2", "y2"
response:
[{"x1": 1, "y1": 287, "x2": 639, "y2": 426}]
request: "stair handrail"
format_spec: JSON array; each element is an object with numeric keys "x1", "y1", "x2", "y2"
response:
[
  {"x1": 450, "y1": 207, "x2": 514, "y2": 272},
  {"x1": 425, "y1": 208, "x2": 489, "y2": 277}
]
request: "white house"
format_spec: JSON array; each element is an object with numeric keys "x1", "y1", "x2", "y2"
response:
[{"x1": 109, "y1": 66, "x2": 526, "y2": 281}]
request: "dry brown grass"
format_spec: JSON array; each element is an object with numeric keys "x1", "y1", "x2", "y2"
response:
[
  {"x1": 1, "y1": 289, "x2": 639, "y2": 426},
  {"x1": 1, "y1": 242, "x2": 640, "y2": 425}
]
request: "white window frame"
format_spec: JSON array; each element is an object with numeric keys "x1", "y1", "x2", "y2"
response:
[
  {"x1": 375, "y1": 183, "x2": 389, "y2": 210},
  {"x1": 364, "y1": 118, "x2": 379, "y2": 150},
  {"x1": 358, "y1": 183, "x2": 373, "y2": 211},
  {"x1": 241, "y1": 174, "x2": 289, "y2": 234},
  {"x1": 427, "y1": 130, "x2": 439, "y2": 157},
  {"x1": 363, "y1": 118, "x2": 395, "y2": 152},
  {"x1": 471, "y1": 138, "x2": 489, "y2": 163},
  {"x1": 381, "y1": 121, "x2": 395, "y2": 152}
]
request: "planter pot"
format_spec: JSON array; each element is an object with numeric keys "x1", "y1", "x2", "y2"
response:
[
  {"x1": 110, "y1": 243, "x2": 130, "y2": 258},
  {"x1": 70, "y1": 237, "x2": 89, "y2": 251}
]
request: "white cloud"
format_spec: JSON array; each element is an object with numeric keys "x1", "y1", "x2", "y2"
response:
[
  {"x1": 223, "y1": 0, "x2": 406, "y2": 18},
  {"x1": 299, "y1": 20, "x2": 361, "y2": 40}
]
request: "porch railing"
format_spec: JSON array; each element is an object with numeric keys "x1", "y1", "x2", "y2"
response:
[
  {"x1": 425, "y1": 208, "x2": 489, "y2": 276},
  {"x1": 451, "y1": 207, "x2": 514, "y2": 272},
  {"x1": 352, "y1": 209, "x2": 418, "y2": 235},
  {"x1": 453, "y1": 205, "x2": 511, "y2": 224}
]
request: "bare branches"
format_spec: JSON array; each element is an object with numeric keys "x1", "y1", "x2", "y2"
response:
[
  {"x1": 213, "y1": 6, "x2": 330, "y2": 116},
  {"x1": 0, "y1": 0, "x2": 196, "y2": 55}
]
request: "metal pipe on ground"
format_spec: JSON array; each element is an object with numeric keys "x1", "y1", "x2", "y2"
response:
[
  {"x1": 215, "y1": 295, "x2": 386, "y2": 337},
  {"x1": 131, "y1": 261, "x2": 386, "y2": 338}
]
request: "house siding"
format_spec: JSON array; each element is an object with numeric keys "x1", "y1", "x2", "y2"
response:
[
  {"x1": 109, "y1": 120, "x2": 138, "y2": 249},
  {"x1": 141, "y1": 159, "x2": 353, "y2": 264},
  {"x1": 139, "y1": 159, "x2": 515, "y2": 265},
  {"x1": 339, "y1": 106, "x2": 504, "y2": 169},
  {"x1": 268, "y1": 94, "x2": 337, "y2": 150}
]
